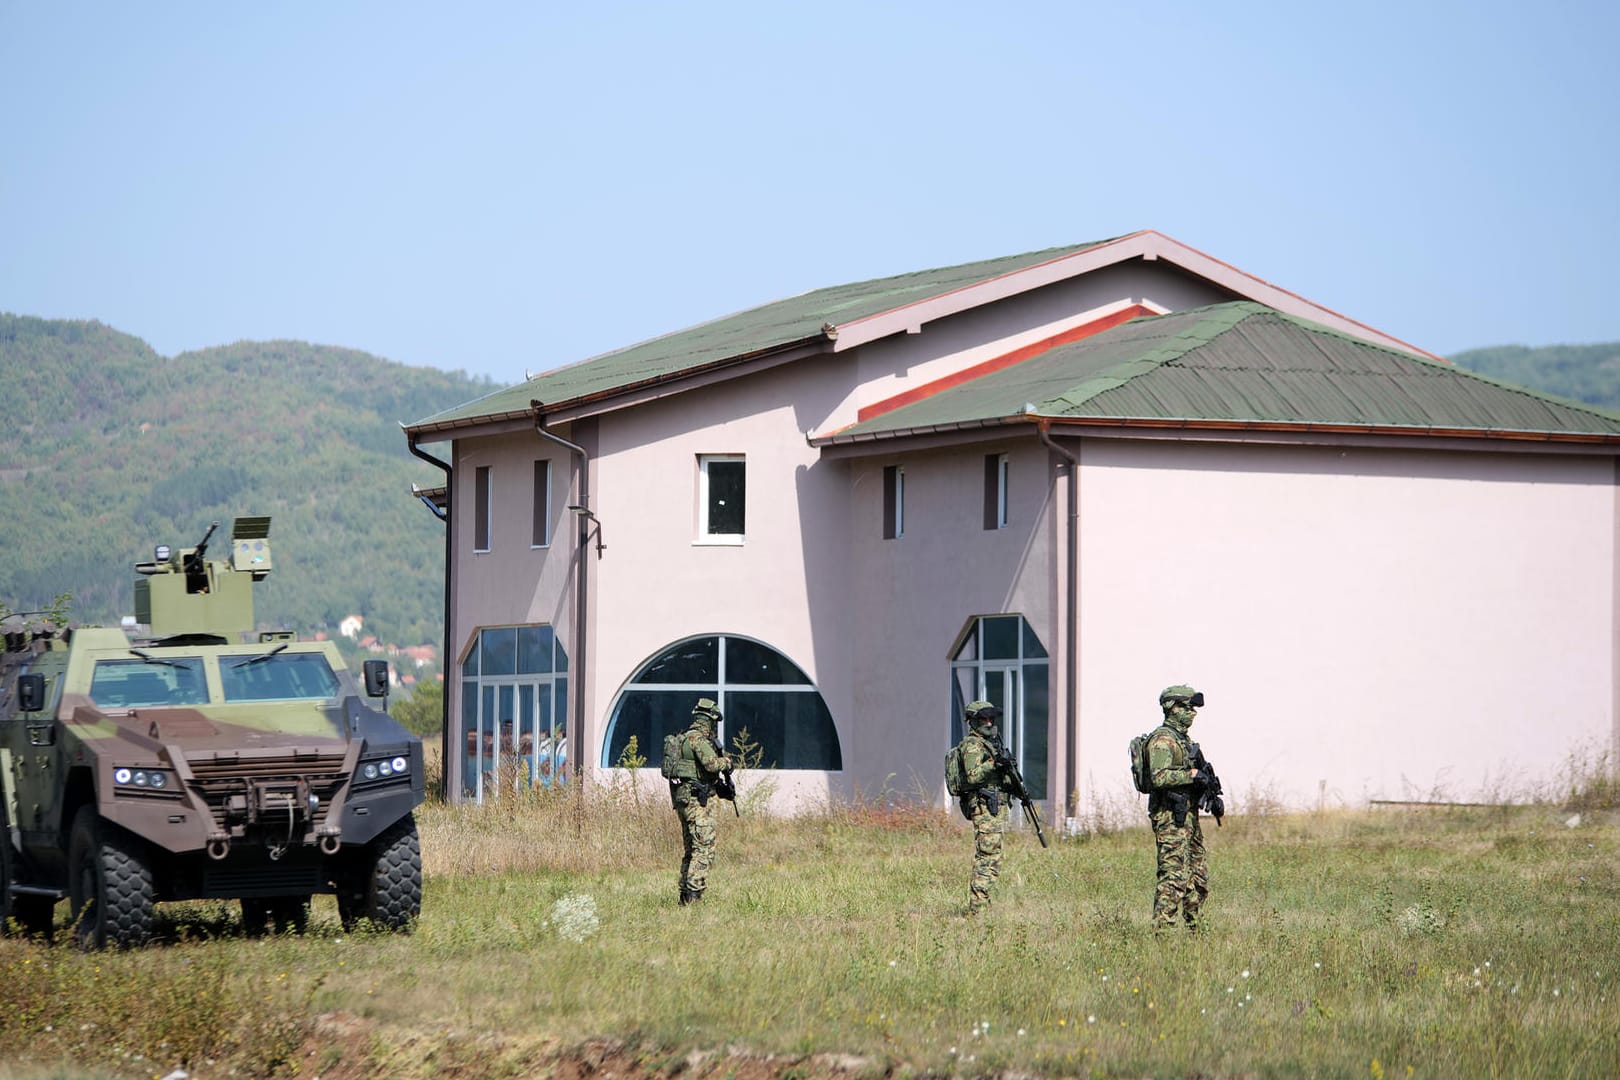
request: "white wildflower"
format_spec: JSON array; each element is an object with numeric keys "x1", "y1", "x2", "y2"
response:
[
  {"x1": 1087, "y1": 1015, "x2": 1096, "y2": 1024},
  {"x1": 1241, "y1": 969, "x2": 1250, "y2": 979},
  {"x1": 548, "y1": 893, "x2": 600, "y2": 943}
]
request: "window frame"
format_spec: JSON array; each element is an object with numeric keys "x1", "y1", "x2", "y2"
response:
[
  {"x1": 459, "y1": 624, "x2": 570, "y2": 803},
  {"x1": 983, "y1": 453, "x2": 1009, "y2": 530},
  {"x1": 601, "y1": 633, "x2": 843, "y2": 772},
  {"x1": 883, "y1": 464, "x2": 905, "y2": 540},
  {"x1": 697, "y1": 454, "x2": 746, "y2": 545},
  {"x1": 532, "y1": 458, "x2": 552, "y2": 549},
  {"x1": 474, "y1": 465, "x2": 492, "y2": 553}
]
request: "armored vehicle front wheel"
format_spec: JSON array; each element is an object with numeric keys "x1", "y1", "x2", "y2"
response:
[
  {"x1": 0, "y1": 804, "x2": 55, "y2": 938},
  {"x1": 68, "y1": 806, "x2": 155, "y2": 949},
  {"x1": 337, "y1": 814, "x2": 421, "y2": 932},
  {"x1": 241, "y1": 895, "x2": 312, "y2": 936}
]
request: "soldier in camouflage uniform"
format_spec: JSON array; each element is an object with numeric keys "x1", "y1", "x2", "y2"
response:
[
  {"x1": 1146, "y1": 684, "x2": 1211, "y2": 931},
  {"x1": 955, "y1": 700, "x2": 1014, "y2": 914},
  {"x1": 667, "y1": 698, "x2": 732, "y2": 905}
]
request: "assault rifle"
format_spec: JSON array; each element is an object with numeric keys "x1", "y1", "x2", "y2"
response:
[
  {"x1": 707, "y1": 734, "x2": 740, "y2": 817},
  {"x1": 986, "y1": 733, "x2": 1049, "y2": 848},
  {"x1": 1191, "y1": 744, "x2": 1225, "y2": 827}
]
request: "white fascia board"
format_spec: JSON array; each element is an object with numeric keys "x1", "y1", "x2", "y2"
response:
[
  {"x1": 827, "y1": 230, "x2": 1440, "y2": 361},
  {"x1": 827, "y1": 232, "x2": 1161, "y2": 351}
]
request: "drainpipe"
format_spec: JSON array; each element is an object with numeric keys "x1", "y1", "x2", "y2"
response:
[
  {"x1": 1037, "y1": 420, "x2": 1079, "y2": 830},
  {"x1": 406, "y1": 431, "x2": 453, "y2": 801},
  {"x1": 531, "y1": 402, "x2": 596, "y2": 795}
]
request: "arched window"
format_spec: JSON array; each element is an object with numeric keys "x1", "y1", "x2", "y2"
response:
[
  {"x1": 949, "y1": 614, "x2": 1048, "y2": 798},
  {"x1": 460, "y1": 624, "x2": 569, "y2": 802},
  {"x1": 603, "y1": 635, "x2": 842, "y2": 771}
]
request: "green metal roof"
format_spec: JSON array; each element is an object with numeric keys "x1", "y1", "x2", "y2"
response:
[
  {"x1": 407, "y1": 238, "x2": 1120, "y2": 431},
  {"x1": 818, "y1": 302, "x2": 1620, "y2": 443}
]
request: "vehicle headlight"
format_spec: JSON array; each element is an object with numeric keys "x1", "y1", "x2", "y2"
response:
[
  {"x1": 362, "y1": 763, "x2": 379, "y2": 780},
  {"x1": 114, "y1": 767, "x2": 171, "y2": 790},
  {"x1": 391, "y1": 756, "x2": 408, "y2": 774}
]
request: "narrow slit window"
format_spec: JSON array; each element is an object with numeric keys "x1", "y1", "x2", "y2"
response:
[
  {"x1": 474, "y1": 465, "x2": 492, "y2": 552},
  {"x1": 883, "y1": 464, "x2": 904, "y2": 539},
  {"x1": 532, "y1": 459, "x2": 552, "y2": 548},
  {"x1": 983, "y1": 453, "x2": 1008, "y2": 530}
]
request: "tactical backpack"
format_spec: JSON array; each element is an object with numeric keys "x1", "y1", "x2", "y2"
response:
[
  {"x1": 1129, "y1": 727, "x2": 1163, "y2": 794},
  {"x1": 660, "y1": 731, "x2": 685, "y2": 779},
  {"x1": 944, "y1": 740, "x2": 970, "y2": 796},
  {"x1": 1130, "y1": 724, "x2": 1187, "y2": 793}
]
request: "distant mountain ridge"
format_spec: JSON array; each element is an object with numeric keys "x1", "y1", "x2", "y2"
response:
[
  {"x1": 1449, "y1": 342, "x2": 1620, "y2": 412},
  {"x1": 0, "y1": 313, "x2": 493, "y2": 647}
]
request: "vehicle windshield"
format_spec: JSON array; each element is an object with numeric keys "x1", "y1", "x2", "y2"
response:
[
  {"x1": 90, "y1": 657, "x2": 209, "y2": 708},
  {"x1": 219, "y1": 651, "x2": 341, "y2": 702}
]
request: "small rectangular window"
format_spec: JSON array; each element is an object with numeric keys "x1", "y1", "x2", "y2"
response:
[
  {"x1": 699, "y1": 455, "x2": 746, "y2": 542},
  {"x1": 532, "y1": 459, "x2": 551, "y2": 548},
  {"x1": 474, "y1": 465, "x2": 492, "y2": 552},
  {"x1": 983, "y1": 453, "x2": 1008, "y2": 530},
  {"x1": 883, "y1": 464, "x2": 904, "y2": 539}
]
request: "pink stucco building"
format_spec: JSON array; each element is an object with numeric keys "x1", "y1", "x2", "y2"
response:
[{"x1": 404, "y1": 231, "x2": 1620, "y2": 824}]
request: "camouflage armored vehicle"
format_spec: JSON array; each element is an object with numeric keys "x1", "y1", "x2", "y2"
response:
[{"x1": 0, "y1": 517, "x2": 424, "y2": 947}]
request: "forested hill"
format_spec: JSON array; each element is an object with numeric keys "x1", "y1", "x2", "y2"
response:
[
  {"x1": 1449, "y1": 342, "x2": 1620, "y2": 411},
  {"x1": 0, "y1": 313, "x2": 494, "y2": 647}
]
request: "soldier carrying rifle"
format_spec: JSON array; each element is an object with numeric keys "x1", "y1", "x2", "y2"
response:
[
  {"x1": 662, "y1": 697, "x2": 736, "y2": 905},
  {"x1": 1143, "y1": 684, "x2": 1224, "y2": 932},
  {"x1": 946, "y1": 699, "x2": 1047, "y2": 914}
]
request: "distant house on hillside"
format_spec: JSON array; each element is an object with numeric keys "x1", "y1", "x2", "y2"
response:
[
  {"x1": 404, "y1": 229, "x2": 1620, "y2": 820},
  {"x1": 339, "y1": 614, "x2": 363, "y2": 640}
]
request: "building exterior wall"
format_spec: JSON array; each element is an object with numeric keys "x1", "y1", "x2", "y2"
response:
[
  {"x1": 841, "y1": 437, "x2": 1059, "y2": 800},
  {"x1": 1071, "y1": 438, "x2": 1617, "y2": 821},
  {"x1": 583, "y1": 357, "x2": 856, "y2": 806}
]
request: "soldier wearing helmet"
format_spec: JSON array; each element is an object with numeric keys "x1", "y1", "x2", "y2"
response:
[
  {"x1": 1146, "y1": 684, "x2": 1213, "y2": 931},
  {"x1": 951, "y1": 699, "x2": 1016, "y2": 913},
  {"x1": 667, "y1": 697, "x2": 732, "y2": 905}
]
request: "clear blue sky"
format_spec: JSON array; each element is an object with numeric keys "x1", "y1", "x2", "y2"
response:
[{"x1": 4, "y1": 1, "x2": 1616, "y2": 383}]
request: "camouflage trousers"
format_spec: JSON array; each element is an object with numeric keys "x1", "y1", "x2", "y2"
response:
[
  {"x1": 1150, "y1": 806, "x2": 1208, "y2": 930},
  {"x1": 676, "y1": 796, "x2": 718, "y2": 895},
  {"x1": 966, "y1": 798, "x2": 1008, "y2": 912}
]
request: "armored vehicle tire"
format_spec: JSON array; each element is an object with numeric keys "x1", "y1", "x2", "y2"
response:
[
  {"x1": 1, "y1": 804, "x2": 55, "y2": 938},
  {"x1": 337, "y1": 814, "x2": 421, "y2": 932},
  {"x1": 241, "y1": 895, "x2": 312, "y2": 936},
  {"x1": 68, "y1": 806, "x2": 156, "y2": 949}
]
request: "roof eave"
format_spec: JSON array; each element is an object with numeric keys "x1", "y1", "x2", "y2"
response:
[
  {"x1": 405, "y1": 333, "x2": 832, "y2": 438},
  {"x1": 810, "y1": 413, "x2": 1620, "y2": 448}
]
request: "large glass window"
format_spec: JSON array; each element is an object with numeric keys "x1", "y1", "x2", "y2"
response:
[
  {"x1": 459, "y1": 624, "x2": 569, "y2": 801},
  {"x1": 602, "y1": 635, "x2": 841, "y2": 770},
  {"x1": 948, "y1": 614, "x2": 1048, "y2": 798}
]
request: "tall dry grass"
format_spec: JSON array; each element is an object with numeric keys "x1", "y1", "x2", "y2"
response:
[{"x1": 2, "y1": 753, "x2": 1617, "y2": 1079}]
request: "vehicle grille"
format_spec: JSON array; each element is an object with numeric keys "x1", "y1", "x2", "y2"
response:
[{"x1": 185, "y1": 752, "x2": 350, "y2": 835}]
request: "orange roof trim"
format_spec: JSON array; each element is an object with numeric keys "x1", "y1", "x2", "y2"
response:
[{"x1": 855, "y1": 304, "x2": 1158, "y2": 424}]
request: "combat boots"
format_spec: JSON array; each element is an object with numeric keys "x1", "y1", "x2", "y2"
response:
[{"x1": 679, "y1": 886, "x2": 703, "y2": 905}]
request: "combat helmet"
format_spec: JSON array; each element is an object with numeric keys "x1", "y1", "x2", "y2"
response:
[
  {"x1": 691, "y1": 697, "x2": 722, "y2": 730},
  {"x1": 965, "y1": 699, "x2": 1002, "y2": 730},
  {"x1": 1159, "y1": 685, "x2": 1205, "y2": 711}
]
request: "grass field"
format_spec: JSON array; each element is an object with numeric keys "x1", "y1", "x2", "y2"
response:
[{"x1": 2, "y1": 770, "x2": 1617, "y2": 1080}]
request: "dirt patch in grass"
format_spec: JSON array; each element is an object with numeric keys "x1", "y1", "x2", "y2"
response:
[{"x1": 296, "y1": 1012, "x2": 888, "y2": 1080}]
